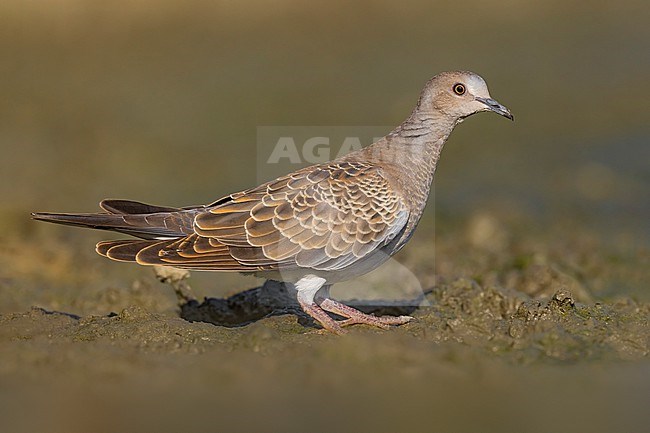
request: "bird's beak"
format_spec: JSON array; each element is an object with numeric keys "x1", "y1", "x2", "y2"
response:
[{"x1": 475, "y1": 97, "x2": 514, "y2": 121}]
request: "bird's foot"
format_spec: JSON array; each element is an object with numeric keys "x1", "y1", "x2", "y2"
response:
[
  {"x1": 294, "y1": 275, "x2": 413, "y2": 334},
  {"x1": 299, "y1": 300, "x2": 346, "y2": 335},
  {"x1": 319, "y1": 298, "x2": 414, "y2": 330}
]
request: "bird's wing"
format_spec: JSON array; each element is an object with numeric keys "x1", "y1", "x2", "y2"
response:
[{"x1": 125, "y1": 161, "x2": 409, "y2": 271}]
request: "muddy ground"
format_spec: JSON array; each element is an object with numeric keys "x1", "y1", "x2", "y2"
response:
[{"x1": 1, "y1": 211, "x2": 648, "y2": 433}]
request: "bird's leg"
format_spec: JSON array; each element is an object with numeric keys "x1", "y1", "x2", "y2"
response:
[
  {"x1": 295, "y1": 277, "x2": 413, "y2": 333},
  {"x1": 295, "y1": 275, "x2": 345, "y2": 335},
  {"x1": 318, "y1": 297, "x2": 414, "y2": 330}
]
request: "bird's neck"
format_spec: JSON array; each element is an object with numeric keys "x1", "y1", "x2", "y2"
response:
[
  {"x1": 354, "y1": 108, "x2": 457, "y2": 237},
  {"x1": 369, "y1": 109, "x2": 456, "y2": 186},
  {"x1": 391, "y1": 108, "x2": 457, "y2": 166}
]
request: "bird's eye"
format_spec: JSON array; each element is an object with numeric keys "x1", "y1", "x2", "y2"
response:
[{"x1": 453, "y1": 83, "x2": 466, "y2": 95}]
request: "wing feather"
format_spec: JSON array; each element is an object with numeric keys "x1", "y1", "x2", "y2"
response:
[
  {"x1": 97, "y1": 162, "x2": 409, "y2": 273},
  {"x1": 188, "y1": 161, "x2": 409, "y2": 271}
]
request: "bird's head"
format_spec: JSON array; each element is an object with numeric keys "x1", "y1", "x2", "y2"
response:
[{"x1": 422, "y1": 71, "x2": 513, "y2": 122}]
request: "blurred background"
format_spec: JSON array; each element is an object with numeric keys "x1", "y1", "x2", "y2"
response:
[
  {"x1": 2, "y1": 0, "x2": 648, "y2": 228},
  {"x1": 0, "y1": 1, "x2": 648, "y2": 432},
  {"x1": 2, "y1": 0, "x2": 648, "y2": 297}
]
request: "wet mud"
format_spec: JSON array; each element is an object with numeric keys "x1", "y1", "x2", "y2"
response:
[{"x1": 1, "y1": 215, "x2": 647, "y2": 433}]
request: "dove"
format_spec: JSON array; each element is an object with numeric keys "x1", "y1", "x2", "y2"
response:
[{"x1": 33, "y1": 71, "x2": 513, "y2": 334}]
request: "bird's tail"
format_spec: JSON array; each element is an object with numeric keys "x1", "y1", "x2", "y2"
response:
[{"x1": 32, "y1": 199, "x2": 198, "y2": 240}]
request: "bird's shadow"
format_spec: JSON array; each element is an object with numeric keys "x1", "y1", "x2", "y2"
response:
[{"x1": 176, "y1": 280, "x2": 424, "y2": 329}]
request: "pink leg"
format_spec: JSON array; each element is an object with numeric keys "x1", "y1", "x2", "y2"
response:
[
  {"x1": 295, "y1": 275, "x2": 346, "y2": 335},
  {"x1": 298, "y1": 299, "x2": 346, "y2": 335},
  {"x1": 294, "y1": 276, "x2": 413, "y2": 333},
  {"x1": 319, "y1": 298, "x2": 414, "y2": 329}
]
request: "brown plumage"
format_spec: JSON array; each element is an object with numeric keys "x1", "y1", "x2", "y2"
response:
[{"x1": 33, "y1": 71, "x2": 513, "y2": 334}]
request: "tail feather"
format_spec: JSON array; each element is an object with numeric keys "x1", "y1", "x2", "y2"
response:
[
  {"x1": 32, "y1": 199, "x2": 198, "y2": 240},
  {"x1": 32, "y1": 212, "x2": 129, "y2": 230},
  {"x1": 99, "y1": 199, "x2": 181, "y2": 215},
  {"x1": 33, "y1": 199, "x2": 255, "y2": 270}
]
